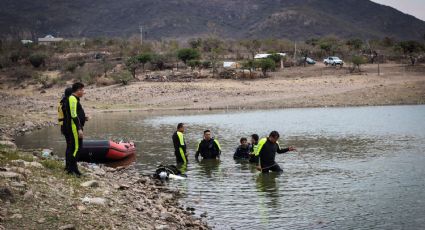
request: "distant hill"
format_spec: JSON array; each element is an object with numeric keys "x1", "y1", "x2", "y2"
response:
[{"x1": 1, "y1": 0, "x2": 425, "y2": 41}]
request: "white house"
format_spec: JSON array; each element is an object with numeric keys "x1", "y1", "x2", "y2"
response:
[
  {"x1": 38, "y1": 35, "x2": 64, "y2": 45},
  {"x1": 254, "y1": 53, "x2": 286, "y2": 59},
  {"x1": 21, "y1": 40, "x2": 33, "y2": 45}
]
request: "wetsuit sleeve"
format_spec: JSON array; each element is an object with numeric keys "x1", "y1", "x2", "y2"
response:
[
  {"x1": 234, "y1": 147, "x2": 239, "y2": 156},
  {"x1": 195, "y1": 141, "x2": 201, "y2": 159},
  {"x1": 214, "y1": 140, "x2": 221, "y2": 155},
  {"x1": 277, "y1": 142, "x2": 289, "y2": 154},
  {"x1": 69, "y1": 96, "x2": 82, "y2": 130},
  {"x1": 172, "y1": 133, "x2": 179, "y2": 150},
  {"x1": 255, "y1": 138, "x2": 267, "y2": 156}
]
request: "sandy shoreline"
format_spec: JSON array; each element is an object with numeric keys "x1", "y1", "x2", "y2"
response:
[{"x1": 1, "y1": 63, "x2": 424, "y2": 136}]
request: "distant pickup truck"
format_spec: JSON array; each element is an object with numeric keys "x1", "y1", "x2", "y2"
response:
[{"x1": 323, "y1": 57, "x2": 344, "y2": 66}]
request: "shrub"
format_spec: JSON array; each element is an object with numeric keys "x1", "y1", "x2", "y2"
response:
[
  {"x1": 177, "y1": 48, "x2": 200, "y2": 64},
  {"x1": 187, "y1": 60, "x2": 201, "y2": 70},
  {"x1": 36, "y1": 75, "x2": 52, "y2": 88},
  {"x1": 201, "y1": 61, "x2": 211, "y2": 69},
  {"x1": 255, "y1": 58, "x2": 276, "y2": 77},
  {"x1": 64, "y1": 61, "x2": 79, "y2": 73},
  {"x1": 268, "y1": 53, "x2": 282, "y2": 64},
  {"x1": 29, "y1": 53, "x2": 46, "y2": 68},
  {"x1": 350, "y1": 55, "x2": 367, "y2": 72},
  {"x1": 125, "y1": 56, "x2": 139, "y2": 78},
  {"x1": 71, "y1": 64, "x2": 103, "y2": 85},
  {"x1": 9, "y1": 67, "x2": 35, "y2": 82},
  {"x1": 151, "y1": 54, "x2": 166, "y2": 70},
  {"x1": 9, "y1": 51, "x2": 20, "y2": 63},
  {"x1": 111, "y1": 71, "x2": 133, "y2": 85}
]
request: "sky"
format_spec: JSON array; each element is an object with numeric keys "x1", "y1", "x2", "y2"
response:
[{"x1": 371, "y1": 0, "x2": 425, "y2": 21}]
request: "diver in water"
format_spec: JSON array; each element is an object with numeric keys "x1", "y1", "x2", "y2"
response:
[{"x1": 255, "y1": 131, "x2": 296, "y2": 173}]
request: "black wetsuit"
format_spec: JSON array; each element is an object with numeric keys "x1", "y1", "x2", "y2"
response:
[
  {"x1": 62, "y1": 95, "x2": 85, "y2": 175},
  {"x1": 195, "y1": 139, "x2": 221, "y2": 160},
  {"x1": 233, "y1": 145, "x2": 250, "y2": 159},
  {"x1": 257, "y1": 138, "x2": 289, "y2": 173}
]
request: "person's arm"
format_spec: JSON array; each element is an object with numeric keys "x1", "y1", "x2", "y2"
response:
[
  {"x1": 255, "y1": 139, "x2": 267, "y2": 156},
  {"x1": 172, "y1": 133, "x2": 179, "y2": 150},
  {"x1": 277, "y1": 142, "x2": 296, "y2": 154},
  {"x1": 69, "y1": 96, "x2": 83, "y2": 137},
  {"x1": 214, "y1": 140, "x2": 222, "y2": 156},
  {"x1": 234, "y1": 147, "x2": 239, "y2": 156},
  {"x1": 195, "y1": 141, "x2": 201, "y2": 160}
]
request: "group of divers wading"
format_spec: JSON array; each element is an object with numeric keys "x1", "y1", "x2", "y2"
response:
[
  {"x1": 58, "y1": 82, "x2": 297, "y2": 177},
  {"x1": 172, "y1": 123, "x2": 296, "y2": 174}
]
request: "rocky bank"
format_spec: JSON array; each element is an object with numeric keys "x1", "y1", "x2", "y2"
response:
[{"x1": 0, "y1": 143, "x2": 209, "y2": 230}]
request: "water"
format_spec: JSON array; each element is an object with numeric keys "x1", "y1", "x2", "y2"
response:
[{"x1": 15, "y1": 105, "x2": 425, "y2": 229}]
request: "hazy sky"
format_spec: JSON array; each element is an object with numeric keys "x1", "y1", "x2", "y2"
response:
[{"x1": 371, "y1": 0, "x2": 425, "y2": 21}]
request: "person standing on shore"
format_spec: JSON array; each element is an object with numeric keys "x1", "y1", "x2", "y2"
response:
[
  {"x1": 63, "y1": 82, "x2": 87, "y2": 176},
  {"x1": 255, "y1": 131, "x2": 296, "y2": 173},
  {"x1": 58, "y1": 87, "x2": 72, "y2": 171},
  {"x1": 172, "y1": 123, "x2": 188, "y2": 164},
  {"x1": 195, "y1": 130, "x2": 221, "y2": 161}
]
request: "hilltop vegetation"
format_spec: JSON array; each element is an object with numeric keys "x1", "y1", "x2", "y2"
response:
[{"x1": 1, "y1": 0, "x2": 425, "y2": 40}]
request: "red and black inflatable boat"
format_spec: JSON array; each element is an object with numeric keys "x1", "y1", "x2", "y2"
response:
[{"x1": 78, "y1": 140, "x2": 136, "y2": 163}]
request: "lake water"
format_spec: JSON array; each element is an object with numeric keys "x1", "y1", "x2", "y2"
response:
[{"x1": 15, "y1": 105, "x2": 425, "y2": 229}]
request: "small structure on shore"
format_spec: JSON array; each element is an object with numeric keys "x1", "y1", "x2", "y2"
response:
[
  {"x1": 223, "y1": 61, "x2": 241, "y2": 69},
  {"x1": 38, "y1": 35, "x2": 64, "y2": 45},
  {"x1": 254, "y1": 53, "x2": 286, "y2": 59},
  {"x1": 21, "y1": 40, "x2": 33, "y2": 45}
]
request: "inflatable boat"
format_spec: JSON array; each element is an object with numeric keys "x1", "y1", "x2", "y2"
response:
[{"x1": 78, "y1": 140, "x2": 136, "y2": 163}]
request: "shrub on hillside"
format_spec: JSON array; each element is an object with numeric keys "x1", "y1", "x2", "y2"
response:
[
  {"x1": 29, "y1": 53, "x2": 46, "y2": 68},
  {"x1": 111, "y1": 71, "x2": 133, "y2": 85},
  {"x1": 8, "y1": 67, "x2": 36, "y2": 83},
  {"x1": 64, "y1": 61, "x2": 79, "y2": 73}
]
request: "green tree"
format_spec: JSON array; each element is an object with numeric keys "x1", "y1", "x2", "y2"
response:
[
  {"x1": 189, "y1": 38, "x2": 203, "y2": 49},
  {"x1": 101, "y1": 57, "x2": 113, "y2": 77},
  {"x1": 187, "y1": 60, "x2": 201, "y2": 71},
  {"x1": 151, "y1": 54, "x2": 166, "y2": 70},
  {"x1": 240, "y1": 39, "x2": 261, "y2": 59},
  {"x1": 350, "y1": 55, "x2": 367, "y2": 72},
  {"x1": 346, "y1": 39, "x2": 364, "y2": 51},
  {"x1": 268, "y1": 53, "x2": 282, "y2": 64},
  {"x1": 319, "y1": 37, "x2": 341, "y2": 56},
  {"x1": 125, "y1": 56, "x2": 139, "y2": 78},
  {"x1": 256, "y1": 58, "x2": 275, "y2": 77},
  {"x1": 29, "y1": 53, "x2": 46, "y2": 68},
  {"x1": 396, "y1": 41, "x2": 425, "y2": 66},
  {"x1": 137, "y1": 53, "x2": 153, "y2": 71},
  {"x1": 177, "y1": 48, "x2": 200, "y2": 64}
]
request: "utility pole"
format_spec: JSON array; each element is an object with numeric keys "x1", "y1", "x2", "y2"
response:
[{"x1": 139, "y1": 25, "x2": 143, "y2": 46}]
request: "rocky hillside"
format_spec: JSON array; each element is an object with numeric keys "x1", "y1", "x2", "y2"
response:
[{"x1": 1, "y1": 0, "x2": 425, "y2": 40}]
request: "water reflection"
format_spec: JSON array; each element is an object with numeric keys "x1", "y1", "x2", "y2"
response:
[
  {"x1": 13, "y1": 105, "x2": 425, "y2": 229},
  {"x1": 196, "y1": 159, "x2": 221, "y2": 178},
  {"x1": 104, "y1": 153, "x2": 136, "y2": 168}
]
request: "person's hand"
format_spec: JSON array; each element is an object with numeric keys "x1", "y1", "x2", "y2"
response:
[
  {"x1": 78, "y1": 129, "x2": 84, "y2": 138},
  {"x1": 288, "y1": 146, "x2": 296, "y2": 151}
]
